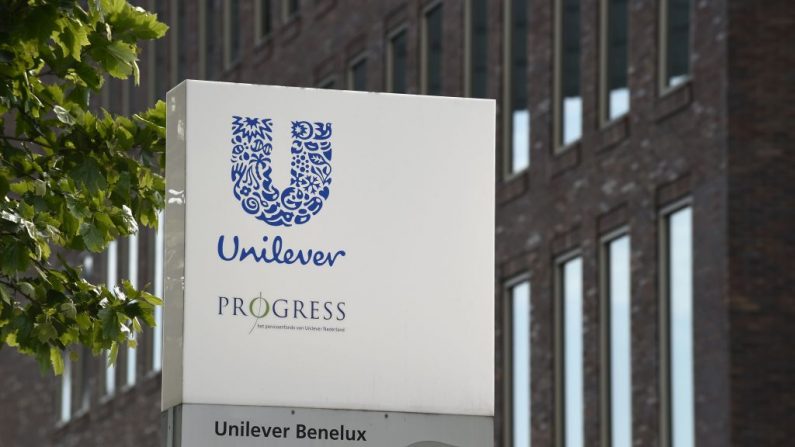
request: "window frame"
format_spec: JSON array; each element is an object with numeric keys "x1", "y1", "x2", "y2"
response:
[
  {"x1": 553, "y1": 0, "x2": 583, "y2": 152},
  {"x1": 599, "y1": 227, "x2": 633, "y2": 447},
  {"x1": 385, "y1": 25, "x2": 408, "y2": 94},
  {"x1": 464, "y1": 0, "x2": 489, "y2": 98},
  {"x1": 223, "y1": 0, "x2": 242, "y2": 70},
  {"x1": 347, "y1": 53, "x2": 368, "y2": 91},
  {"x1": 502, "y1": 0, "x2": 531, "y2": 179},
  {"x1": 554, "y1": 250, "x2": 584, "y2": 447},
  {"x1": 658, "y1": 0, "x2": 693, "y2": 95},
  {"x1": 419, "y1": 1, "x2": 443, "y2": 95},
  {"x1": 504, "y1": 274, "x2": 532, "y2": 447},
  {"x1": 255, "y1": 0, "x2": 273, "y2": 44},
  {"x1": 658, "y1": 198, "x2": 695, "y2": 447},
  {"x1": 598, "y1": 0, "x2": 630, "y2": 126}
]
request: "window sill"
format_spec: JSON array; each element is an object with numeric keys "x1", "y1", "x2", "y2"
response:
[
  {"x1": 655, "y1": 79, "x2": 692, "y2": 121},
  {"x1": 551, "y1": 141, "x2": 582, "y2": 177},
  {"x1": 596, "y1": 114, "x2": 630, "y2": 153},
  {"x1": 497, "y1": 169, "x2": 529, "y2": 205}
]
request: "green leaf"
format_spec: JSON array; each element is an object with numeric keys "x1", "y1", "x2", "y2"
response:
[
  {"x1": 53, "y1": 105, "x2": 75, "y2": 125},
  {"x1": 50, "y1": 347, "x2": 64, "y2": 375},
  {"x1": 0, "y1": 285, "x2": 10, "y2": 305},
  {"x1": 79, "y1": 224, "x2": 105, "y2": 252}
]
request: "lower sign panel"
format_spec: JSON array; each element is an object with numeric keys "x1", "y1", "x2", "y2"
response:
[{"x1": 162, "y1": 404, "x2": 493, "y2": 447}]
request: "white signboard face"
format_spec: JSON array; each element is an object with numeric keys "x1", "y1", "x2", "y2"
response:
[{"x1": 164, "y1": 81, "x2": 495, "y2": 417}]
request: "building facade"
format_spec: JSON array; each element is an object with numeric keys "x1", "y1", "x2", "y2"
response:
[{"x1": 0, "y1": 0, "x2": 792, "y2": 446}]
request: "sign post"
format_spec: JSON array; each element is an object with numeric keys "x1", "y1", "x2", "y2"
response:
[{"x1": 163, "y1": 81, "x2": 495, "y2": 446}]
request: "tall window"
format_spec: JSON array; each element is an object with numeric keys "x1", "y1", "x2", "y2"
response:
[
  {"x1": 204, "y1": 0, "x2": 219, "y2": 79},
  {"x1": 600, "y1": 0, "x2": 629, "y2": 122},
  {"x1": 257, "y1": 0, "x2": 272, "y2": 41},
  {"x1": 556, "y1": 0, "x2": 582, "y2": 148},
  {"x1": 662, "y1": 205, "x2": 694, "y2": 447},
  {"x1": 466, "y1": 0, "x2": 489, "y2": 98},
  {"x1": 348, "y1": 56, "x2": 367, "y2": 91},
  {"x1": 126, "y1": 234, "x2": 138, "y2": 386},
  {"x1": 154, "y1": 0, "x2": 167, "y2": 100},
  {"x1": 59, "y1": 353, "x2": 72, "y2": 422},
  {"x1": 387, "y1": 28, "x2": 407, "y2": 93},
  {"x1": 176, "y1": 0, "x2": 187, "y2": 83},
  {"x1": 602, "y1": 233, "x2": 632, "y2": 447},
  {"x1": 224, "y1": 0, "x2": 241, "y2": 68},
  {"x1": 104, "y1": 241, "x2": 118, "y2": 396},
  {"x1": 153, "y1": 211, "x2": 164, "y2": 371},
  {"x1": 509, "y1": 279, "x2": 531, "y2": 446},
  {"x1": 661, "y1": 0, "x2": 691, "y2": 89},
  {"x1": 557, "y1": 256, "x2": 583, "y2": 447},
  {"x1": 421, "y1": 4, "x2": 443, "y2": 95},
  {"x1": 505, "y1": 0, "x2": 529, "y2": 174}
]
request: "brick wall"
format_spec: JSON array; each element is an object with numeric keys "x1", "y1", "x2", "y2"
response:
[
  {"x1": 1, "y1": 1, "x2": 791, "y2": 446},
  {"x1": 727, "y1": 0, "x2": 795, "y2": 445}
]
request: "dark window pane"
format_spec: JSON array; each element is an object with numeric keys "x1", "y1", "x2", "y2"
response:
[
  {"x1": 425, "y1": 5, "x2": 443, "y2": 95},
  {"x1": 205, "y1": 0, "x2": 218, "y2": 79},
  {"x1": 177, "y1": 0, "x2": 187, "y2": 82},
  {"x1": 510, "y1": 0, "x2": 529, "y2": 172},
  {"x1": 260, "y1": 0, "x2": 272, "y2": 37},
  {"x1": 470, "y1": 0, "x2": 488, "y2": 98},
  {"x1": 351, "y1": 59, "x2": 367, "y2": 91},
  {"x1": 606, "y1": 0, "x2": 628, "y2": 119},
  {"x1": 390, "y1": 31, "x2": 407, "y2": 93},
  {"x1": 666, "y1": 0, "x2": 691, "y2": 87},
  {"x1": 154, "y1": 1, "x2": 167, "y2": 101},
  {"x1": 230, "y1": 0, "x2": 241, "y2": 63},
  {"x1": 561, "y1": 0, "x2": 581, "y2": 144}
]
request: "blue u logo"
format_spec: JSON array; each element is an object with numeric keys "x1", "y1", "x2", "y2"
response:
[{"x1": 230, "y1": 116, "x2": 333, "y2": 227}]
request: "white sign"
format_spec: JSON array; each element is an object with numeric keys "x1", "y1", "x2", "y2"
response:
[{"x1": 163, "y1": 81, "x2": 495, "y2": 419}]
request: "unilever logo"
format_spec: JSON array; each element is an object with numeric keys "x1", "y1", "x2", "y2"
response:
[
  {"x1": 231, "y1": 116, "x2": 332, "y2": 227},
  {"x1": 217, "y1": 116, "x2": 346, "y2": 268}
]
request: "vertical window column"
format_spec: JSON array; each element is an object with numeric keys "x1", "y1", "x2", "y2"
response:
[
  {"x1": 602, "y1": 234, "x2": 632, "y2": 447},
  {"x1": 154, "y1": 0, "x2": 168, "y2": 99},
  {"x1": 601, "y1": 0, "x2": 629, "y2": 122},
  {"x1": 662, "y1": 205, "x2": 694, "y2": 447},
  {"x1": 104, "y1": 241, "x2": 118, "y2": 396},
  {"x1": 510, "y1": 280, "x2": 531, "y2": 446},
  {"x1": 505, "y1": 0, "x2": 529, "y2": 174},
  {"x1": 153, "y1": 211, "x2": 164, "y2": 371},
  {"x1": 466, "y1": 0, "x2": 488, "y2": 98},
  {"x1": 557, "y1": 256, "x2": 584, "y2": 447},
  {"x1": 387, "y1": 29, "x2": 407, "y2": 93},
  {"x1": 661, "y1": 0, "x2": 691, "y2": 89},
  {"x1": 126, "y1": 234, "x2": 138, "y2": 386},
  {"x1": 422, "y1": 4, "x2": 443, "y2": 95},
  {"x1": 176, "y1": 0, "x2": 187, "y2": 83},
  {"x1": 59, "y1": 353, "x2": 72, "y2": 422},
  {"x1": 204, "y1": 0, "x2": 219, "y2": 80},
  {"x1": 225, "y1": 0, "x2": 241, "y2": 68},
  {"x1": 556, "y1": 0, "x2": 582, "y2": 148},
  {"x1": 257, "y1": 0, "x2": 273, "y2": 41}
]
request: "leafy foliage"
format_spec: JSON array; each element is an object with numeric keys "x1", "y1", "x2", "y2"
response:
[{"x1": 0, "y1": 0, "x2": 168, "y2": 373}]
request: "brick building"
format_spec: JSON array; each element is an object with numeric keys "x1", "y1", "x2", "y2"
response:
[{"x1": 0, "y1": 0, "x2": 792, "y2": 446}]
